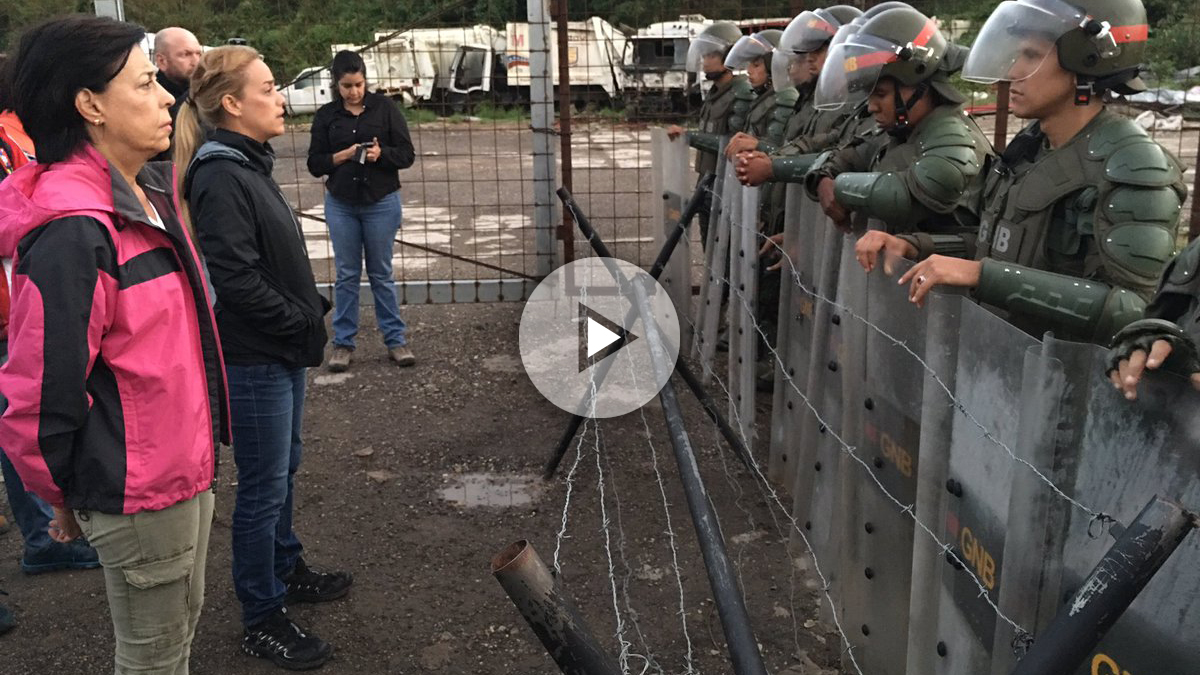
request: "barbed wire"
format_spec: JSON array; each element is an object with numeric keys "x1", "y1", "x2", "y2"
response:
[
  {"x1": 703, "y1": 180, "x2": 1116, "y2": 535},
  {"x1": 696, "y1": 226, "x2": 1034, "y2": 642}
]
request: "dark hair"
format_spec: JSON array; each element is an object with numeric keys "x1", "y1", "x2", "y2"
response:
[
  {"x1": 0, "y1": 55, "x2": 10, "y2": 112},
  {"x1": 10, "y1": 15, "x2": 146, "y2": 163},
  {"x1": 330, "y1": 50, "x2": 366, "y2": 100}
]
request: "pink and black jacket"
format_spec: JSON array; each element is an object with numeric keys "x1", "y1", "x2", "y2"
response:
[{"x1": 0, "y1": 145, "x2": 230, "y2": 514}]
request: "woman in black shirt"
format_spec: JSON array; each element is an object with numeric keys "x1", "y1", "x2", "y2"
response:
[{"x1": 308, "y1": 50, "x2": 416, "y2": 371}]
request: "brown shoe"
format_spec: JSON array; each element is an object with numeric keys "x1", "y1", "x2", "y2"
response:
[
  {"x1": 327, "y1": 346, "x2": 352, "y2": 372},
  {"x1": 388, "y1": 345, "x2": 416, "y2": 367}
]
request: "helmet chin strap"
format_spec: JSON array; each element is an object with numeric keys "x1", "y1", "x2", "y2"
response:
[{"x1": 889, "y1": 80, "x2": 928, "y2": 138}]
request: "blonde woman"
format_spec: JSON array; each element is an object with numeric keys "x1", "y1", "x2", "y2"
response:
[{"x1": 175, "y1": 46, "x2": 350, "y2": 670}]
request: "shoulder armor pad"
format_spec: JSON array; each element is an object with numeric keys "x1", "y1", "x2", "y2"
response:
[
  {"x1": 731, "y1": 75, "x2": 753, "y2": 96},
  {"x1": 915, "y1": 112, "x2": 978, "y2": 152},
  {"x1": 774, "y1": 87, "x2": 799, "y2": 109},
  {"x1": 921, "y1": 144, "x2": 983, "y2": 171},
  {"x1": 1164, "y1": 238, "x2": 1200, "y2": 290},
  {"x1": 1086, "y1": 116, "x2": 1148, "y2": 160},
  {"x1": 1104, "y1": 139, "x2": 1183, "y2": 188}
]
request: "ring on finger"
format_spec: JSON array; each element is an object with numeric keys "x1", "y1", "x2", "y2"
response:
[{"x1": 916, "y1": 275, "x2": 927, "y2": 285}]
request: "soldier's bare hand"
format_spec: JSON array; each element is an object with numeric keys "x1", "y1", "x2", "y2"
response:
[
  {"x1": 816, "y1": 178, "x2": 850, "y2": 227},
  {"x1": 666, "y1": 125, "x2": 686, "y2": 141},
  {"x1": 855, "y1": 231, "x2": 917, "y2": 274},
  {"x1": 736, "y1": 151, "x2": 773, "y2": 186},
  {"x1": 897, "y1": 255, "x2": 982, "y2": 307},
  {"x1": 725, "y1": 132, "x2": 759, "y2": 159},
  {"x1": 758, "y1": 233, "x2": 786, "y2": 271}
]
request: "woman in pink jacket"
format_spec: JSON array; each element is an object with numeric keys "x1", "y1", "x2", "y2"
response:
[{"x1": 0, "y1": 16, "x2": 228, "y2": 673}]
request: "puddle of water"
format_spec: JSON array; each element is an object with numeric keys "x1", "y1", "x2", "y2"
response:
[{"x1": 438, "y1": 473, "x2": 544, "y2": 508}]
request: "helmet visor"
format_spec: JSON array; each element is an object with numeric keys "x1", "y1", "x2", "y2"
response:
[
  {"x1": 687, "y1": 33, "x2": 734, "y2": 73},
  {"x1": 962, "y1": 0, "x2": 1083, "y2": 83},
  {"x1": 815, "y1": 33, "x2": 902, "y2": 111},
  {"x1": 725, "y1": 33, "x2": 773, "y2": 70},
  {"x1": 772, "y1": 51, "x2": 811, "y2": 92},
  {"x1": 780, "y1": 10, "x2": 840, "y2": 54}
]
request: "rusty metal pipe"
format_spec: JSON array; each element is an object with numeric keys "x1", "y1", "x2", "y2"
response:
[{"x1": 492, "y1": 540, "x2": 622, "y2": 675}]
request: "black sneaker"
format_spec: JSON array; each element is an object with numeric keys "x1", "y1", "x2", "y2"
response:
[
  {"x1": 283, "y1": 558, "x2": 353, "y2": 604},
  {"x1": 242, "y1": 607, "x2": 332, "y2": 670}
]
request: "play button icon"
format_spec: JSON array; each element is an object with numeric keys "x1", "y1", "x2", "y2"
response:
[
  {"x1": 519, "y1": 257, "x2": 680, "y2": 418},
  {"x1": 579, "y1": 303, "x2": 637, "y2": 372}
]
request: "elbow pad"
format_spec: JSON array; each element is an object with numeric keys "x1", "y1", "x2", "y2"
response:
[
  {"x1": 833, "y1": 172, "x2": 915, "y2": 224},
  {"x1": 975, "y1": 258, "x2": 1146, "y2": 343}
]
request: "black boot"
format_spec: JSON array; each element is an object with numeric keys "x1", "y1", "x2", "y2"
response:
[
  {"x1": 283, "y1": 558, "x2": 353, "y2": 604},
  {"x1": 242, "y1": 607, "x2": 332, "y2": 670}
]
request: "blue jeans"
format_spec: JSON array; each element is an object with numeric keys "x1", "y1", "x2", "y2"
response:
[
  {"x1": 0, "y1": 450, "x2": 54, "y2": 552},
  {"x1": 227, "y1": 363, "x2": 307, "y2": 628},
  {"x1": 325, "y1": 191, "x2": 407, "y2": 349}
]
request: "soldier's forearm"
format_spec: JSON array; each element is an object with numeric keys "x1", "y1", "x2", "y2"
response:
[
  {"x1": 688, "y1": 131, "x2": 721, "y2": 155},
  {"x1": 770, "y1": 153, "x2": 820, "y2": 183},
  {"x1": 975, "y1": 258, "x2": 1147, "y2": 343}
]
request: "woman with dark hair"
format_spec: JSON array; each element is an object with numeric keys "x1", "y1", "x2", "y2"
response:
[
  {"x1": 308, "y1": 50, "x2": 416, "y2": 373},
  {"x1": 176, "y1": 46, "x2": 349, "y2": 670},
  {"x1": 0, "y1": 15, "x2": 228, "y2": 672}
]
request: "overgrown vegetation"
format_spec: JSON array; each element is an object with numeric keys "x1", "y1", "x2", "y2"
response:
[{"x1": 0, "y1": 1, "x2": 1195, "y2": 87}]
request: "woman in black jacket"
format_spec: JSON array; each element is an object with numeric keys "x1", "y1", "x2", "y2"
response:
[
  {"x1": 175, "y1": 46, "x2": 351, "y2": 671},
  {"x1": 308, "y1": 50, "x2": 416, "y2": 373}
]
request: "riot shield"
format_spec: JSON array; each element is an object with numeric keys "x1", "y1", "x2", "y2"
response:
[
  {"x1": 693, "y1": 136, "x2": 730, "y2": 365},
  {"x1": 695, "y1": 145, "x2": 739, "y2": 379},
  {"x1": 768, "y1": 187, "x2": 821, "y2": 483},
  {"x1": 930, "y1": 298, "x2": 1046, "y2": 675},
  {"x1": 725, "y1": 184, "x2": 761, "y2": 453},
  {"x1": 650, "y1": 128, "x2": 696, "y2": 354}
]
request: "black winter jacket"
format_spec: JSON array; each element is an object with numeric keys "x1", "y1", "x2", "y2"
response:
[
  {"x1": 307, "y1": 91, "x2": 415, "y2": 205},
  {"x1": 183, "y1": 128, "x2": 330, "y2": 368}
]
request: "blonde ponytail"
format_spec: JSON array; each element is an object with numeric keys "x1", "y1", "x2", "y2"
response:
[{"x1": 172, "y1": 45, "x2": 261, "y2": 235}]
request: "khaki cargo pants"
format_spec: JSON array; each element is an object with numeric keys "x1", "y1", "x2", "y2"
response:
[{"x1": 76, "y1": 490, "x2": 214, "y2": 675}]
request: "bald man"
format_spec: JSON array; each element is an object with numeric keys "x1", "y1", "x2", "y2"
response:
[{"x1": 154, "y1": 27, "x2": 202, "y2": 126}]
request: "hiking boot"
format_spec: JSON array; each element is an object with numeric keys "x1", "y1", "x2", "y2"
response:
[
  {"x1": 326, "y1": 346, "x2": 352, "y2": 373},
  {"x1": 21, "y1": 539, "x2": 101, "y2": 575},
  {"x1": 387, "y1": 345, "x2": 415, "y2": 368},
  {"x1": 283, "y1": 558, "x2": 353, "y2": 604},
  {"x1": 0, "y1": 514, "x2": 10, "y2": 536},
  {"x1": 242, "y1": 607, "x2": 332, "y2": 670}
]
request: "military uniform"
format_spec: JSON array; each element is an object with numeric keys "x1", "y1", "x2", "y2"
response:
[
  {"x1": 803, "y1": 103, "x2": 992, "y2": 236},
  {"x1": 966, "y1": 110, "x2": 1186, "y2": 342},
  {"x1": 934, "y1": 0, "x2": 1187, "y2": 344}
]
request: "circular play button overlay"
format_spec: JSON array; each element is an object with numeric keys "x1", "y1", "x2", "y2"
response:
[{"x1": 519, "y1": 258, "x2": 681, "y2": 418}]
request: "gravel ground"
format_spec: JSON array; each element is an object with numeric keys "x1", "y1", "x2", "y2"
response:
[{"x1": 0, "y1": 305, "x2": 845, "y2": 675}]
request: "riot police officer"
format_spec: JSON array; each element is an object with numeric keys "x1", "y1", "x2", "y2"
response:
[
  {"x1": 733, "y1": 4, "x2": 870, "y2": 188},
  {"x1": 804, "y1": 6, "x2": 992, "y2": 239},
  {"x1": 667, "y1": 21, "x2": 750, "y2": 246},
  {"x1": 893, "y1": 0, "x2": 1188, "y2": 346}
]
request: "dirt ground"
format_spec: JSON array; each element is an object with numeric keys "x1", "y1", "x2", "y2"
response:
[{"x1": 0, "y1": 306, "x2": 844, "y2": 675}]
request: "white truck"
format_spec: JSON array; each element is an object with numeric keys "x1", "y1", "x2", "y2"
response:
[
  {"x1": 447, "y1": 17, "x2": 628, "y2": 109},
  {"x1": 620, "y1": 15, "x2": 712, "y2": 116},
  {"x1": 281, "y1": 25, "x2": 504, "y2": 115}
]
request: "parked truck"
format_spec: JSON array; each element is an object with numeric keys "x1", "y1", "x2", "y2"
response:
[
  {"x1": 446, "y1": 17, "x2": 628, "y2": 109},
  {"x1": 281, "y1": 25, "x2": 504, "y2": 115},
  {"x1": 619, "y1": 15, "x2": 711, "y2": 117}
]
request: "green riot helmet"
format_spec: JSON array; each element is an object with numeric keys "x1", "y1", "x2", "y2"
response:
[
  {"x1": 727, "y1": 30, "x2": 781, "y2": 90},
  {"x1": 962, "y1": 0, "x2": 1149, "y2": 102},
  {"x1": 687, "y1": 21, "x2": 743, "y2": 77},
  {"x1": 773, "y1": 6, "x2": 864, "y2": 92},
  {"x1": 815, "y1": 6, "x2": 953, "y2": 115}
]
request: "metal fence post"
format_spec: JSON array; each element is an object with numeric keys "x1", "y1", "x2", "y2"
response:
[{"x1": 528, "y1": 0, "x2": 559, "y2": 277}]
